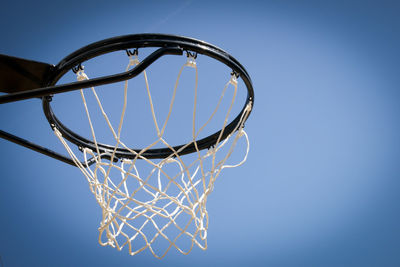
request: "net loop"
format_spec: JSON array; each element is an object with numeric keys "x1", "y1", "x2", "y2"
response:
[
  {"x1": 229, "y1": 73, "x2": 238, "y2": 86},
  {"x1": 185, "y1": 54, "x2": 196, "y2": 68}
]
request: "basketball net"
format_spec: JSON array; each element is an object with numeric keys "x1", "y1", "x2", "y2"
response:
[{"x1": 53, "y1": 53, "x2": 252, "y2": 258}]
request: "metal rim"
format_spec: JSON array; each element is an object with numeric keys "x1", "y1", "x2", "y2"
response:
[{"x1": 42, "y1": 33, "x2": 254, "y2": 159}]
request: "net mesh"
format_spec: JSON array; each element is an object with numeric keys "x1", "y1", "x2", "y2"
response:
[{"x1": 53, "y1": 53, "x2": 252, "y2": 258}]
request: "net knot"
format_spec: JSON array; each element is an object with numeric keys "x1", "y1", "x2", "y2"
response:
[
  {"x1": 185, "y1": 52, "x2": 197, "y2": 68},
  {"x1": 245, "y1": 102, "x2": 252, "y2": 112},
  {"x1": 106, "y1": 237, "x2": 115, "y2": 247},
  {"x1": 129, "y1": 55, "x2": 140, "y2": 66},
  {"x1": 54, "y1": 127, "x2": 62, "y2": 137},
  {"x1": 122, "y1": 159, "x2": 133, "y2": 164},
  {"x1": 165, "y1": 157, "x2": 176, "y2": 164},
  {"x1": 76, "y1": 70, "x2": 89, "y2": 81},
  {"x1": 229, "y1": 74, "x2": 238, "y2": 86},
  {"x1": 205, "y1": 146, "x2": 216, "y2": 157},
  {"x1": 238, "y1": 128, "x2": 245, "y2": 137}
]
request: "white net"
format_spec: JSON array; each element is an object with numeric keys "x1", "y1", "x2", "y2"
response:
[{"x1": 53, "y1": 53, "x2": 252, "y2": 258}]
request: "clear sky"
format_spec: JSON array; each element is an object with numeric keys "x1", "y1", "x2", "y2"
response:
[{"x1": 0, "y1": 0, "x2": 400, "y2": 266}]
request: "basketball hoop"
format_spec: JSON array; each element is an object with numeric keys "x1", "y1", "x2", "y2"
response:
[{"x1": 0, "y1": 34, "x2": 254, "y2": 258}]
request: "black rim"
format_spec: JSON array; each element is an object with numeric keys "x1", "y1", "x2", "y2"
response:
[{"x1": 42, "y1": 33, "x2": 254, "y2": 159}]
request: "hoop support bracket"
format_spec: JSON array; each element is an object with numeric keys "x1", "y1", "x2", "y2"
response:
[
  {"x1": 0, "y1": 128, "x2": 113, "y2": 167},
  {"x1": 0, "y1": 46, "x2": 183, "y2": 104}
]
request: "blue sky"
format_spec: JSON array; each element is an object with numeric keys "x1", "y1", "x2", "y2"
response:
[{"x1": 0, "y1": 0, "x2": 400, "y2": 266}]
